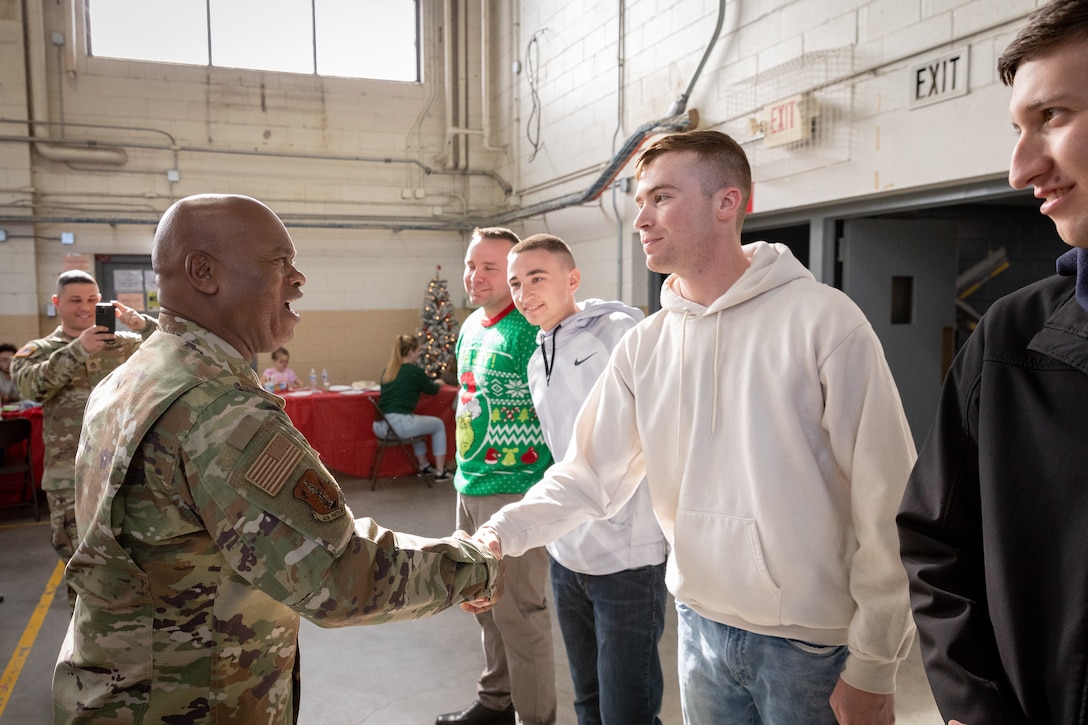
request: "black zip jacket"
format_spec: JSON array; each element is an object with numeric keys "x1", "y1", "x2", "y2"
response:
[{"x1": 898, "y1": 273, "x2": 1088, "y2": 725}]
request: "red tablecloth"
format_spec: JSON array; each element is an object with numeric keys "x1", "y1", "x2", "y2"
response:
[
  {"x1": 1, "y1": 405, "x2": 44, "y2": 507},
  {"x1": 282, "y1": 386, "x2": 457, "y2": 478}
]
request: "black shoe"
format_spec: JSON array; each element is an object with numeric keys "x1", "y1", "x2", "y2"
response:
[
  {"x1": 433, "y1": 470, "x2": 451, "y2": 482},
  {"x1": 418, "y1": 464, "x2": 436, "y2": 477},
  {"x1": 435, "y1": 701, "x2": 515, "y2": 725}
]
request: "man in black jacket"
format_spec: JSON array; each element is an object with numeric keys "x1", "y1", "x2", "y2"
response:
[{"x1": 898, "y1": 2, "x2": 1088, "y2": 724}]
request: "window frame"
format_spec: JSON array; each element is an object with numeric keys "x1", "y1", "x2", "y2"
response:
[{"x1": 84, "y1": 0, "x2": 422, "y2": 83}]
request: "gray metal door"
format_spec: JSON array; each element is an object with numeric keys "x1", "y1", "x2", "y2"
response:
[{"x1": 841, "y1": 219, "x2": 956, "y2": 448}]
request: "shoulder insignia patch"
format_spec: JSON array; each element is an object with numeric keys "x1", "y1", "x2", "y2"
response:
[
  {"x1": 246, "y1": 433, "x2": 304, "y2": 498},
  {"x1": 227, "y1": 415, "x2": 263, "y2": 451},
  {"x1": 14, "y1": 344, "x2": 36, "y2": 358},
  {"x1": 293, "y1": 469, "x2": 345, "y2": 522}
]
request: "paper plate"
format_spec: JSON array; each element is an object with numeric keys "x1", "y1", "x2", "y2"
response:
[
  {"x1": 339, "y1": 389, "x2": 364, "y2": 395},
  {"x1": 285, "y1": 390, "x2": 314, "y2": 397},
  {"x1": 329, "y1": 384, "x2": 352, "y2": 392}
]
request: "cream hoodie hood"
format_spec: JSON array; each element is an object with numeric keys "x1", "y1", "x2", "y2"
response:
[{"x1": 656, "y1": 240, "x2": 812, "y2": 452}]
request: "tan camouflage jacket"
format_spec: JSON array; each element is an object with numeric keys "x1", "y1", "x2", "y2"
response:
[
  {"x1": 11, "y1": 321, "x2": 156, "y2": 492},
  {"x1": 54, "y1": 315, "x2": 498, "y2": 724}
]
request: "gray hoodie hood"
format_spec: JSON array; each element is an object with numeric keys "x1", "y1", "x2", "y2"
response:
[{"x1": 536, "y1": 298, "x2": 644, "y2": 345}]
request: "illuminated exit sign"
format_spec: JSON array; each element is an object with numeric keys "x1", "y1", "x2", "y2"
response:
[
  {"x1": 763, "y1": 93, "x2": 815, "y2": 149},
  {"x1": 909, "y1": 47, "x2": 968, "y2": 109}
]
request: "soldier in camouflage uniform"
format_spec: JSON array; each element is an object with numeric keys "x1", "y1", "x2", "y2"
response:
[
  {"x1": 53, "y1": 194, "x2": 500, "y2": 724},
  {"x1": 11, "y1": 270, "x2": 156, "y2": 606}
]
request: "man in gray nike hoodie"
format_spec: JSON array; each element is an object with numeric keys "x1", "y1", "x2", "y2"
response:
[{"x1": 506, "y1": 234, "x2": 669, "y2": 725}]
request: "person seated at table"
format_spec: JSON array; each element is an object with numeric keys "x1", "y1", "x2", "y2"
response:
[
  {"x1": 375, "y1": 334, "x2": 449, "y2": 481},
  {"x1": 262, "y1": 346, "x2": 301, "y2": 392},
  {"x1": 0, "y1": 343, "x2": 23, "y2": 405}
]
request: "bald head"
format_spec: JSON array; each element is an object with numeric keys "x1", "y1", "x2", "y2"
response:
[
  {"x1": 152, "y1": 194, "x2": 305, "y2": 360},
  {"x1": 153, "y1": 195, "x2": 277, "y2": 286}
]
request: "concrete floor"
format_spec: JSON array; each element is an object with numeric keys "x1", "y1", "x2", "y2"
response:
[{"x1": 0, "y1": 472, "x2": 944, "y2": 724}]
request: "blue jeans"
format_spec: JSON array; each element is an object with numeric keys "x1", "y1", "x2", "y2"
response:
[
  {"x1": 372, "y1": 412, "x2": 445, "y2": 457},
  {"x1": 550, "y1": 557, "x2": 667, "y2": 725},
  {"x1": 676, "y1": 603, "x2": 848, "y2": 725}
]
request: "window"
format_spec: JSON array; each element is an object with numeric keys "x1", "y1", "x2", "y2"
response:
[
  {"x1": 86, "y1": 0, "x2": 420, "y2": 82},
  {"x1": 890, "y1": 276, "x2": 914, "y2": 325}
]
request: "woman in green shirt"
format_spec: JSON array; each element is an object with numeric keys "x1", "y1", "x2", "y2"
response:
[{"x1": 374, "y1": 334, "x2": 449, "y2": 480}]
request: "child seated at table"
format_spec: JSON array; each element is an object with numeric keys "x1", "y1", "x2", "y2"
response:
[
  {"x1": 375, "y1": 334, "x2": 448, "y2": 481},
  {"x1": 262, "y1": 347, "x2": 301, "y2": 392}
]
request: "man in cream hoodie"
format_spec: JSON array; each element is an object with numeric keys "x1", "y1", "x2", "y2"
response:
[{"x1": 469, "y1": 130, "x2": 917, "y2": 724}]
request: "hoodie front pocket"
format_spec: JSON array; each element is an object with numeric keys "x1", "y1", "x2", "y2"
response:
[{"x1": 673, "y1": 509, "x2": 782, "y2": 627}]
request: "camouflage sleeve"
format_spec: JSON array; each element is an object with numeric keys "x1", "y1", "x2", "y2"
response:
[
  {"x1": 136, "y1": 314, "x2": 157, "y2": 340},
  {"x1": 113, "y1": 315, "x2": 157, "y2": 352},
  {"x1": 184, "y1": 400, "x2": 498, "y2": 627},
  {"x1": 11, "y1": 337, "x2": 88, "y2": 403}
]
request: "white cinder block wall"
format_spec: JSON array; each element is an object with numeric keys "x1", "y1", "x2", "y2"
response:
[
  {"x1": 0, "y1": 0, "x2": 1045, "y2": 378},
  {"x1": 494, "y1": 0, "x2": 1040, "y2": 298}
]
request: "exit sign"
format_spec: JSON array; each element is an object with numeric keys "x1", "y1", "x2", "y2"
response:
[
  {"x1": 909, "y1": 47, "x2": 968, "y2": 109},
  {"x1": 763, "y1": 93, "x2": 814, "y2": 149}
]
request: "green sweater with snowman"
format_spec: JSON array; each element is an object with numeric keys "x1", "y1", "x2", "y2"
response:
[{"x1": 454, "y1": 303, "x2": 553, "y2": 496}]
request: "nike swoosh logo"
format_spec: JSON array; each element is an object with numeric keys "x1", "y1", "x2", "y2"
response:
[{"x1": 573, "y1": 354, "x2": 597, "y2": 366}]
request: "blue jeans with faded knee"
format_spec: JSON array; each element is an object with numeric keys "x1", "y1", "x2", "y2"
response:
[
  {"x1": 372, "y1": 412, "x2": 444, "y2": 457},
  {"x1": 550, "y1": 557, "x2": 667, "y2": 725},
  {"x1": 676, "y1": 602, "x2": 848, "y2": 725}
]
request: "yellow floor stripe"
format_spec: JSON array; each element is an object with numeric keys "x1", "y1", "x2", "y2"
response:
[
  {"x1": 0, "y1": 520, "x2": 49, "y2": 531},
  {"x1": 0, "y1": 558, "x2": 63, "y2": 716}
]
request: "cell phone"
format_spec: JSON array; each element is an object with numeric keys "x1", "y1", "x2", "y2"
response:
[{"x1": 95, "y1": 303, "x2": 116, "y2": 333}]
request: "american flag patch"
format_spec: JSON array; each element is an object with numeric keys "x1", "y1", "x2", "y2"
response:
[{"x1": 246, "y1": 433, "x2": 304, "y2": 497}]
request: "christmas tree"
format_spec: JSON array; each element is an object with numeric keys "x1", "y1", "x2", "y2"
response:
[{"x1": 417, "y1": 266, "x2": 459, "y2": 381}]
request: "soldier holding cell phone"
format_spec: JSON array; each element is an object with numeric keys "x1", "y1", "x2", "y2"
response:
[{"x1": 11, "y1": 271, "x2": 155, "y2": 606}]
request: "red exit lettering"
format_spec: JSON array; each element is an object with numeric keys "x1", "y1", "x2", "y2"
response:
[{"x1": 770, "y1": 100, "x2": 797, "y2": 134}]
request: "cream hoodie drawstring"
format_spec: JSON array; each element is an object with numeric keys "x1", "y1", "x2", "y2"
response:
[
  {"x1": 712, "y1": 311, "x2": 721, "y2": 434},
  {"x1": 676, "y1": 309, "x2": 722, "y2": 458},
  {"x1": 677, "y1": 312, "x2": 687, "y2": 460}
]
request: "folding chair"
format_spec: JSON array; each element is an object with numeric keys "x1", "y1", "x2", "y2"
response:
[
  {"x1": 367, "y1": 396, "x2": 432, "y2": 491},
  {"x1": 0, "y1": 418, "x2": 41, "y2": 520}
]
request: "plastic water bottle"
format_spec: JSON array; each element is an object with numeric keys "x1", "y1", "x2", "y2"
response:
[
  {"x1": 309, "y1": 368, "x2": 318, "y2": 391},
  {"x1": 321, "y1": 368, "x2": 329, "y2": 391}
]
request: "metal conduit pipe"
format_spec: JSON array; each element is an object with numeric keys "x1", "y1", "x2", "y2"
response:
[
  {"x1": 479, "y1": 110, "x2": 695, "y2": 227},
  {"x1": 32, "y1": 142, "x2": 128, "y2": 165},
  {"x1": 22, "y1": 0, "x2": 128, "y2": 166},
  {"x1": 612, "y1": 0, "x2": 628, "y2": 299},
  {"x1": 0, "y1": 212, "x2": 478, "y2": 232},
  {"x1": 0, "y1": 119, "x2": 178, "y2": 146},
  {"x1": 0, "y1": 128, "x2": 514, "y2": 194},
  {"x1": 477, "y1": 0, "x2": 503, "y2": 151},
  {"x1": 170, "y1": 144, "x2": 512, "y2": 193},
  {"x1": 482, "y1": 0, "x2": 727, "y2": 228},
  {"x1": 665, "y1": 0, "x2": 728, "y2": 118}
]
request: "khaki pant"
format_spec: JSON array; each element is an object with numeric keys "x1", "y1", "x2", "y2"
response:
[{"x1": 458, "y1": 492, "x2": 556, "y2": 725}]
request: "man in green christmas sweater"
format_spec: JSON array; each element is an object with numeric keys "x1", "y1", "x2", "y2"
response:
[{"x1": 438, "y1": 227, "x2": 555, "y2": 725}]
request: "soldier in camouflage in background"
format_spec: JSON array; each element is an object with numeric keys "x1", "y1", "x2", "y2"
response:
[
  {"x1": 11, "y1": 270, "x2": 156, "y2": 606},
  {"x1": 53, "y1": 194, "x2": 501, "y2": 724}
]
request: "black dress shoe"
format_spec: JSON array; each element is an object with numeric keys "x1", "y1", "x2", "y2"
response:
[{"x1": 434, "y1": 701, "x2": 515, "y2": 725}]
